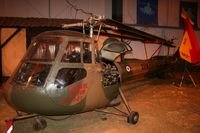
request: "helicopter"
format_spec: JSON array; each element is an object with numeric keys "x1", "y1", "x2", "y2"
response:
[{"x1": 3, "y1": 15, "x2": 177, "y2": 131}]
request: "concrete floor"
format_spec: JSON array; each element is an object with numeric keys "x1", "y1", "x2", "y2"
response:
[{"x1": 0, "y1": 76, "x2": 200, "y2": 133}]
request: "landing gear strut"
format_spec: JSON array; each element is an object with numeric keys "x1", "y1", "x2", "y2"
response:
[
  {"x1": 96, "y1": 87, "x2": 139, "y2": 124},
  {"x1": 119, "y1": 87, "x2": 139, "y2": 124}
]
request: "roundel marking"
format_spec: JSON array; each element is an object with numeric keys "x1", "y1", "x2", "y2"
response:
[{"x1": 126, "y1": 66, "x2": 131, "y2": 72}]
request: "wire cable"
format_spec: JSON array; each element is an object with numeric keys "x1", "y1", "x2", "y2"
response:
[{"x1": 64, "y1": 0, "x2": 93, "y2": 17}]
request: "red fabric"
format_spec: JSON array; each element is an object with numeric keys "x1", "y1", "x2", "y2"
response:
[
  {"x1": 182, "y1": 9, "x2": 200, "y2": 64},
  {"x1": 183, "y1": 13, "x2": 199, "y2": 50},
  {"x1": 190, "y1": 49, "x2": 200, "y2": 64},
  {"x1": 5, "y1": 119, "x2": 13, "y2": 133}
]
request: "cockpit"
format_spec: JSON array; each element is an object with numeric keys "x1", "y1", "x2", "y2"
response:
[{"x1": 12, "y1": 30, "x2": 92, "y2": 87}]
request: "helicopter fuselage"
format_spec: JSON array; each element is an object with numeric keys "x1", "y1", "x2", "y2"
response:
[
  {"x1": 3, "y1": 30, "x2": 176, "y2": 116},
  {"x1": 3, "y1": 30, "x2": 120, "y2": 115}
]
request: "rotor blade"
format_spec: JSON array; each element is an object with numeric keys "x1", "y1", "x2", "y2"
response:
[
  {"x1": 99, "y1": 19, "x2": 175, "y2": 47},
  {"x1": 62, "y1": 22, "x2": 84, "y2": 28}
]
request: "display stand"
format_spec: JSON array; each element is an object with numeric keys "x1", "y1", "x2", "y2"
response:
[{"x1": 179, "y1": 62, "x2": 196, "y2": 87}]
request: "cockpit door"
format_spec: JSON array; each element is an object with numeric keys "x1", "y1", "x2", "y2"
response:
[{"x1": 99, "y1": 41, "x2": 132, "y2": 61}]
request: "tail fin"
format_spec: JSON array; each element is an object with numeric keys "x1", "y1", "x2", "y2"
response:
[{"x1": 179, "y1": 9, "x2": 200, "y2": 64}]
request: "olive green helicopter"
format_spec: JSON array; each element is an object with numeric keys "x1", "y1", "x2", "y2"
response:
[{"x1": 3, "y1": 15, "x2": 177, "y2": 131}]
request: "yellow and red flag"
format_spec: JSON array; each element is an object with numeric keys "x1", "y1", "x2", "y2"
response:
[{"x1": 179, "y1": 9, "x2": 200, "y2": 64}]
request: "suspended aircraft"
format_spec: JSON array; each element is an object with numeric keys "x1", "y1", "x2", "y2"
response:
[{"x1": 3, "y1": 15, "x2": 177, "y2": 132}]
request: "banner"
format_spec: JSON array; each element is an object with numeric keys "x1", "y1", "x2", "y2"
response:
[
  {"x1": 137, "y1": 0, "x2": 158, "y2": 25},
  {"x1": 180, "y1": 1, "x2": 198, "y2": 29}
]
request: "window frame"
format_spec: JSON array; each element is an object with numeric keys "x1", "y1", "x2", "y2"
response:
[
  {"x1": 54, "y1": 67, "x2": 87, "y2": 88},
  {"x1": 61, "y1": 39, "x2": 94, "y2": 64}
]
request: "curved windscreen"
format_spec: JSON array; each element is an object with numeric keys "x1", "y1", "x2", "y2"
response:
[
  {"x1": 61, "y1": 41, "x2": 92, "y2": 63},
  {"x1": 54, "y1": 68, "x2": 87, "y2": 88},
  {"x1": 27, "y1": 37, "x2": 62, "y2": 61},
  {"x1": 61, "y1": 41, "x2": 81, "y2": 63},
  {"x1": 13, "y1": 63, "x2": 51, "y2": 86}
]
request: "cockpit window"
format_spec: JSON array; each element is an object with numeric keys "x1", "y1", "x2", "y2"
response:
[
  {"x1": 61, "y1": 41, "x2": 81, "y2": 63},
  {"x1": 83, "y1": 42, "x2": 92, "y2": 63},
  {"x1": 27, "y1": 37, "x2": 60, "y2": 61},
  {"x1": 54, "y1": 68, "x2": 87, "y2": 88},
  {"x1": 13, "y1": 63, "x2": 51, "y2": 86}
]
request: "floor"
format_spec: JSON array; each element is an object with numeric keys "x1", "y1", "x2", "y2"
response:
[{"x1": 0, "y1": 74, "x2": 200, "y2": 133}]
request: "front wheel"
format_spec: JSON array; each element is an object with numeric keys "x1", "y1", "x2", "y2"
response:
[
  {"x1": 33, "y1": 118, "x2": 47, "y2": 131},
  {"x1": 127, "y1": 111, "x2": 139, "y2": 124}
]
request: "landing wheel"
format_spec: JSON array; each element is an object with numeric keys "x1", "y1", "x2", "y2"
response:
[
  {"x1": 33, "y1": 118, "x2": 47, "y2": 131},
  {"x1": 127, "y1": 111, "x2": 139, "y2": 124}
]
